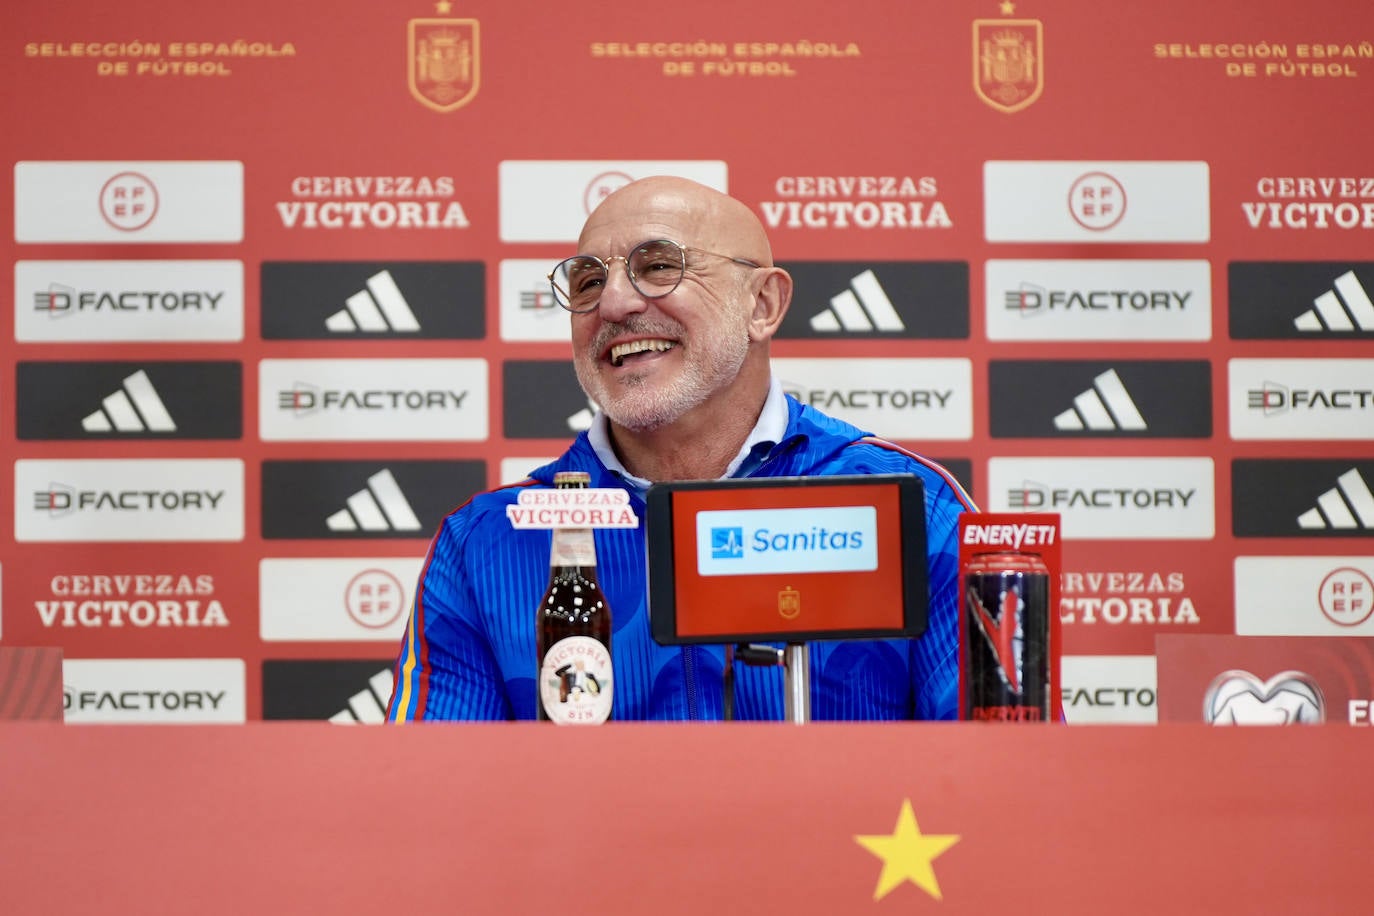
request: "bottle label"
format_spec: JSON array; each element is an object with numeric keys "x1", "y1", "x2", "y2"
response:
[
  {"x1": 539, "y1": 636, "x2": 613, "y2": 725},
  {"x1": 549, "y1": 528, "x2": 597, "y2": 568}
]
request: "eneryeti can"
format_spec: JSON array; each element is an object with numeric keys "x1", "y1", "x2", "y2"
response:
[{"x1": 963, "y1": 551, "x2": 1051, "y2": 722}]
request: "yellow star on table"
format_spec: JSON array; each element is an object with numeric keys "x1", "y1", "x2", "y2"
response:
[
  {"x1": 1000, "y1": 1, "x2": 1017, "y2": 14},
  {"x1": 854, "y1": 799, "x2": 960, "y2": 901}
]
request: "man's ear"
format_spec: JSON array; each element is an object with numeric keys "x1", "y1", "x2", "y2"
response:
[{"x1": 748, "y1": 267, "x2": 792, "y2": 341}]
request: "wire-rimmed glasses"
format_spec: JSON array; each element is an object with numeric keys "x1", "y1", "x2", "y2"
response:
[{"x1": 548, "y1": 238, "x2": 761, "y2": 313}]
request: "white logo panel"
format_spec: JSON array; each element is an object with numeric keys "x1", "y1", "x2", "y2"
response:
[
  {"x1": 695, "y1": 506, "x2": 878, "y2": 577},
  {"x1": 498, "y1": 160, "x2": 728, "y2": 243},
  {"x1": 15, "y1": 161, "x2": 244, "y2": 243},
  {"x1": 63, "y1": 658, "x2": 246, "y2": 724},
  {"x1": 1060, "y1": 655, "x2": 1158, "y2": 725},
  {"x1": 259, "y1": 358, "x2": 489, "y2": 441},
  {"x1": 259, "y1": 557, "x2": 423, "y2": 641},
  {"x1": 1234, "y1": 556, "x2": 1374, "y2": 636},
  {"x1": 1229, "y1": 358, "x2": 1374, "y2": 440},
  {"x1": 16, "y1": 459, "x2": 244, "y2": 543},
  {"x1": 774, "y1": 358, "x2": 972, "y2": 440},
  {"x1": 985, "y1": 260, "x2": 1212, "y2": 341},
  {"x1": 15, "y1": 260, "x2": 244, "y2": 342},
  {"x1": 987, "y1": 457, "x2": 1215, "y2": 539},
  {"x1": 500, "y1": 457, "x2": 554, "y2": 486},
  {"x1": 984, "y1": 161, "x2": 1210, "y2": 243},
  {"x1": 500, "y1": 259, "x2": 573, "y2": 342}
]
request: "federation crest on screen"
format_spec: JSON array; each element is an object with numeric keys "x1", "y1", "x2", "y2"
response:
[
  {"x1": 408, "y1": 13, "x2": 479, "y2": 113},
  {"x1": 973, "y1": 16, "x2": 1043, "y2": 113}
]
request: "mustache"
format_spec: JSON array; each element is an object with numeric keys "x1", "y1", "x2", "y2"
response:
[{"x1": 589, "y1": 315, "x2": 687, "y2": 355}]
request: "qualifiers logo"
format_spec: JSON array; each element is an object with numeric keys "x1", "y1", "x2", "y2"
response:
[
  {"x1": 758, "y1": 175, "x2": 951, "y2": 230},
  {"x1": 1204, "y1": 670, "x2": 1325, "y2": 724},
  {"x1": 408, "y1": 4, "x2": 478, "y2": 112},
  {"x1": 973, "y1": 6, "x2": 1043, "y2": 113},
  {"x1": 37, "y1": 573, "x2": 226, "y2": 630}
]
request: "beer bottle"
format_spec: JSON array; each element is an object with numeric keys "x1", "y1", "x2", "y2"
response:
[{"x1": 536, "y1": 471, "x2": 613, "y2": 724}]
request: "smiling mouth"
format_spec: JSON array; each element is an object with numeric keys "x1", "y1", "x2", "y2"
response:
[{"x1": 609, "y1": 339, "x2": 676, "y2": 367}]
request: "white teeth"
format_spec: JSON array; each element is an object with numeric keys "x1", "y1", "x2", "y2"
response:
[{"x1": 610, "y1": 339, "x2": 675, "y2": 366}]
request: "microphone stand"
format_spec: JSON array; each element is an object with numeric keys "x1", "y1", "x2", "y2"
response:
[{"x1": 724, "y1": 643, "x2": 811, "y2": 724}]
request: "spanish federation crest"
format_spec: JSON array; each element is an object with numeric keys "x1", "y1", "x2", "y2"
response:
[
  {"x1": 408, "y1": 17, "x2": 480, "y2": 112},
  {"x1": 973, "y1": 19, "x2": 1042, "y2": 113}
]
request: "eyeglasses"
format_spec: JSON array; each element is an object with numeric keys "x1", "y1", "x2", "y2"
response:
[{"x1": 548, "y1": 238, "x2": 762, "y2": 313}]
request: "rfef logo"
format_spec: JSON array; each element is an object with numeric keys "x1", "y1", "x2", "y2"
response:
[
  {"x1": 1234, "y1": 556, "x2": 1374, "y2": 636},
  {"x1": 15, "y1": 161, "x2": 243, "y2": 243},
  {"x1": 983, "y1": 161, "x2": 1209, "y2": 243},
  {"x1": 259, "y1": 557, "x2": 423, "y2": 641},
  {"x1": 498, "y1": 160, "x2": 727, "y2": 242},
  {"x1": 260, "y1": 261, "x2": 484, "y2": 339},
  {"x1": 775, "y1": 262, "x2": 968, "y2": 339}
]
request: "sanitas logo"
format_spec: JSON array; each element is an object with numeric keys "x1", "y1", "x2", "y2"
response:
[
  {"x1": 696, "y1": 506, "x2": 876, "y2": 576},
  {"x1": 757, "y1": 174, "x2": 951, "y2": 229}
]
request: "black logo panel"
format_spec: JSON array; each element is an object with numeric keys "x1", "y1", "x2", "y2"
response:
[
  {"x1": 989, "y1": 360, "x2": 1211, "y2": 438},
  {"x1": 1229, "y1": 262, "x2": 1374, "y2": 339},
  {"x1": 775, "y1": 261, "x2": 969, "y2": 339},
  {"x1": 1233, "y1": 459, "x2": 1374, "y2": 537},
  {"x1": 502, "y1": 360, "x2": 596, "y2": 439}
]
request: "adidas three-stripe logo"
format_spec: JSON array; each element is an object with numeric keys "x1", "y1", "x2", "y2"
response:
[
  {"x1": 82, "y1": 370, "x2": 176, "y2": 432},
  {"x1": 1297, "y1": 468, "x2": 1374, "y2": 529},
  {"x1": 326, "y1": 469, "x2": 422, "y2": 532},
  {"x1": 1294, "y1": 270, "x2": 1374, "y2": 332},
  {"x1": 329, "y1": 669, "x2": 394, "y2": 724},
  {"x1": 326, "y1": 269, "x2": 421, "y2": 332},
  {"x1": 1053, "y1": 369, "x2": 1145, "y2": 431},
  {"x1": 809, "y1": 270, "x2": 906, "y2": 332}
]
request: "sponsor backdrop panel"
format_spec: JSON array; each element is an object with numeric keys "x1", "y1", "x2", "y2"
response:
[{"x1": 3, "y1": 0, "x2": 1372, "y2": 721}]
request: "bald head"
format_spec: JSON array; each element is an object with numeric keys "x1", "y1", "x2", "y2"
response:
[{"x1": 578, "y1": 176, "x2": 774, "y2": 266}]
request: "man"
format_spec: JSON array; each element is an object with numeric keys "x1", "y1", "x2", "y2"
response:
[{"x1": 387, "y1": 176, "x2": 975, "y2": 721}]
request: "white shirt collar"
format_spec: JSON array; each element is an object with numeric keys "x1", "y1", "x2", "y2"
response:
[{"x1": 588, "y1": 376, "x2": 789, "y2": 493}]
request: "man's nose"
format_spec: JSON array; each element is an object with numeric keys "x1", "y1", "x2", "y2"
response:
[{"x1": 595, "y1": 260, "x2": 648, "y2": 322}]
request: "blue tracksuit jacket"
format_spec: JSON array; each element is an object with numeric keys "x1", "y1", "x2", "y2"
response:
[{"x1": 387, "y1": 396, "x2": 975, "y2": 721}]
